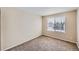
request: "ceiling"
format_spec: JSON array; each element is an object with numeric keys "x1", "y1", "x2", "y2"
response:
[{"x1": 17, "y1": 7, "x2": 78, "y2": 16}]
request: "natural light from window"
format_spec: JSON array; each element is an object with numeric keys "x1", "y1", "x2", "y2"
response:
[{"x1": 47, "y1": 15, "x2": 65, "y2": 33}]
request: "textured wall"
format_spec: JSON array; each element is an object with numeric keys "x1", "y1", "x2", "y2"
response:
[{"x1": 42, "y1": 11, "x2": 77, "y2": 43}]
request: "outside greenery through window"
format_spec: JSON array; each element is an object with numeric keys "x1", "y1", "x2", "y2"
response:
[{"x1": 47, "y1": 15, "x2": 65, "y2": 32}]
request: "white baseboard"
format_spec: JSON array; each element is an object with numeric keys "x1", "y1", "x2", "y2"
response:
[{"x1": 1, "y1": 35, "x2": 42, "y2": 51}]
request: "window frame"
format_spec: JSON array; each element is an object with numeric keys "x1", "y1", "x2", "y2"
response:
[{"x1": 47, "y1": 15, "x2": 66, "y2": 33}]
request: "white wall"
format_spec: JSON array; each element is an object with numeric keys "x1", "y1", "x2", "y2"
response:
[
  {"x1": 1, "y1": 8, "x2": 42, "y2": 50},
  {"x1": 77, "y1": 8, "x2": 79, "y2": 48},
  {"x1": 42, "y1": 11, "x2": 77, "y2": 43},
  {"x1": 0, "y1": 9, "x2": 1, "y2": 50}
]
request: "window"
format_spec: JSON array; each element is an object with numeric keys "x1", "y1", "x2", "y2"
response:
[{"x1": 47, "y1": 15, "x2": 65, "y2": 32}]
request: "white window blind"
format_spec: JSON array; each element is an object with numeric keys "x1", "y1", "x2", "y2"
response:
[{"x1": 47, "y1": 15, "x2": 65, "y2": 32}]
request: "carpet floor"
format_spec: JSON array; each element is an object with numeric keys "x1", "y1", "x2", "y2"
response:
[{"x1": 7, "y1": 36, "x2": 79, "y2": 51}]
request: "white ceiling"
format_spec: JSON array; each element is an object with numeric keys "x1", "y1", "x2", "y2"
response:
[{"x1": 17, "y1": 7, "x2": 78, "y2": 16}]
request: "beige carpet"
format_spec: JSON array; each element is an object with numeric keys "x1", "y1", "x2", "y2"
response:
[{"x1": 7, "y1": 36, "x2": 79, "y2": 51}]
